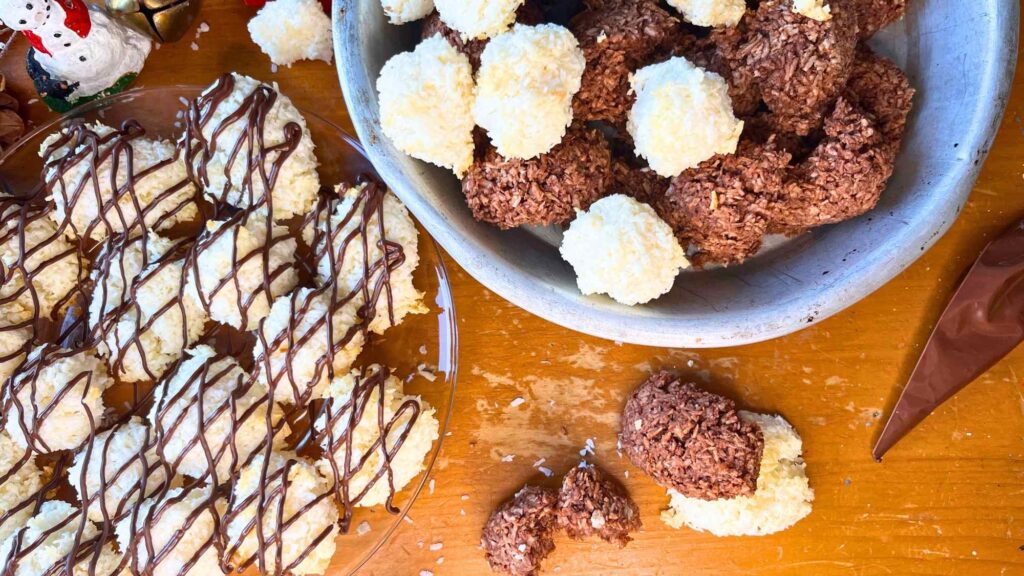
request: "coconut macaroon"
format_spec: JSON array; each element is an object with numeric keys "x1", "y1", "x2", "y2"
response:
[
  {"x1": 304, "y1": 184, "x2": 427, "y2": 335},
  {"x1": 186, "y1": 73, "x2": 320, "y2": 221},
  {"x1": 666, "y1": 0, "x2": 746, "y2": 27},
  {"x1": 88, "y1": 232, "x2": 176, "y2": 332},
  {"x1": 662, "y1": 411, "x2": 814, "y2": 536},
  {"x1": 381, "y1": 0, "x2": 434, "y2": 24},
  {"x1": 377, "y1": 34, "x2": 476, "y2": 177},
  {"x1": 628, "y1": 56, "x2": 743, "y2": 178},
  {"x1": 0, "y1": 500, "x2": 122, "y2": 576},
  {"x1": 116, "y1": 485, "x2": 225, "y2": 576},
  {"x1": 315, "y1": 365, "x2": 439, "y2": 507},
  {"x1": 225, "y1": 452, "x2": 339, "y2": 576},
  {"x1": 151, "y1": 346, "x2": 285, "y2": 483},
  {"x1": 4, "y1": 346, "x2": 111, "y2": 454},
  {"x1": 560, "y1": 194, "x2": 689, "y2": 306},
  {"x1": 253, "y1": 287, "x2": 366, "y2": 405},
  {"x1": 473, "y1": 24, "x2": 586, "y2": 160},
  {"x1": 434, "y1": 0, "x2": 525, "y2": 40},
  {"x1": 0, "y1": 432, "x2": 45, "y2": 543},
  {"x1": 0, "y1": 304, "x2": 32, "y2": 390},
  {"x1": 103, "y1": 254, "x2": 209, "y2": 383},
  {"x1": 68, "y1": 417, "x2": 168, "y2": 523},
  {"x1": 39, "y1": 121, "x2": 198, "y2": 242},
  {"x1": 189, "y1": 210, "x2": 299, "y2": 330},
  {"x1": 0, "y1": 202, "x2": 83, "y2": 320},
  {"x1": 248, "y1": 0, "x2": 333, "y2": 67}
]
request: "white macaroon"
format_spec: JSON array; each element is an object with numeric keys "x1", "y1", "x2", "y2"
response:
[
  {"x1": 103, "y1": 256, "x2": 209, "y2": 383},
  {"x1": 303, "y1": 184, "x2": 427, "y2": 334},
  {"x1": 435, "y1": 0, "x2": 524, "y2": 39},
  {"x1": 666, "y1": 0, "x2": 746, "y2": 27},
  {"x1": 68, "y1": 416, "x2": 168, "y2": 523},
  {"x1": 225, "y1": 452, "x2": 339, "y2": 576},
  {"x1": 377, "y1": 35, "x2": 476, "y2": 177},
  {"x1": 150, "y1": 345, "x2": 285, "y2": 482},
  {"x1": 792, "y1": 0, "x2": 832, "y2": 20},
  {"x1": 0, "y1": 432, "x2": 45, "y2": 543},
  {"x1": 5, "y1": 346, "x2": 112, "y2": 454},
  {"x1": 189, "y1": 74, "x2": 320, "y2": 221},
  {"x1": 0, "y1": 202, "x2": 84, "y2": 320},
  {"x1": 88, "y1": 232, "x2": 176, "y2": 332},
  {"x1": 249, "y1": 0, "x2": 333, "y2": 67},
  {"x1": 473, "y1": 24, "x2": 586, "y2": 160},
  {"x1": 560, "y1": 194, "x2": 689, "y2": 306},
  {"x1": 0, "y1": 304, "x2": 33, "y2": 390},
  {"x1": 315, "y1": 365, "x2": 439, "y2": 508},
  {"x1": 662, "y1": 411, "x2": 814, "y2": 536},
  {"x1": 380, "y1": 0, "x2": 434, "y2": 23},
  {"x1": 116, "y1": 485, "x2": 225, "y2": 576},
  {"x1": 39, "y1": 122, "x2": 198, "y2": 241},
  {"x1": 253, "y1": 287, "x2": 366, "y2": 405},
  {"x1": 628, "y1": 56, "x2": 744, "y2": 178},
  {"x1": 0, "y1": 500, "x2": 122, "y2": 576},
  {"x1": 189, "y1": 210, "x2": 298, "y2": 330}
]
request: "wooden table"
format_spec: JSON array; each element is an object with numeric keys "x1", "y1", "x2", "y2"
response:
[{"x1": 3, "y1": 3, "x2": 1023, "y2": 574}]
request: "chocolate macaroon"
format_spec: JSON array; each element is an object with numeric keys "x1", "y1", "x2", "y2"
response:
[
  {"x1": 655, "y1": 140, "x2": 792, "y2": 266},
  {"x1": 556, "y1": 463, "x2": 641, "y2": 547},
  {"x1": 462, "y1": 125, "x2": 613, "y2": 229},
  {"x1": 421, "y1": 2, "x2": 544, "y2": 70},
  {"x1": 620, "y1": 371, "x2": 764, "y2": 500},
  {"x1": 767, "y1": 46, "x2": 914, "y2": 234},
  {"x1": 481, "y1": 486, "x2": 559, "y2": 576},
  {"x1": 741, "y1": 0, "x2": 858, "y2": 136},
  {"x1": 570, "y1": 0, "x2": 681, "y2": 124},
  {"x1": 853, "y1": 0, "x2": 908, "y2": 38}
]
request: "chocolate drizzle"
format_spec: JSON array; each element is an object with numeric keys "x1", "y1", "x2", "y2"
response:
[{"x1": 0, "y1": 73, "x2": 429, "y2": 576}]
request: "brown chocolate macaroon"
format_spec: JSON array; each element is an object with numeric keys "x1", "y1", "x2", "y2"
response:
[
  {"x1": 556, "y1": 463, "x2": 641, "y2": 547},
  {"x1": 845, "y1": 45, "x2": 915, "y2": 146},
  {"x1": 611, "y1": 157, "x2": 670, "y2": 206},
  {"x1": 853, "y1": 0, "x2": 908, "y2": 38},
  {"x1": 462, "y1": 125, "x2": 612, "y2": 229},
  {"x1": 481, "y1": 486, "x2": 559, "y2": 576},
  {"x1": 570, "y1": 0, "x2": 681, "y2": 124},
  {"x1": 655, "y1": 140, "x2": 791, "y2": 266},
  {"x1": 620, "y1": 371, "x2": 764, "y2": 500},
  {"x1": 742, "y1": 0, "x2": 858, "y2": 135},
  {"x1": 768, "y1": 98, "x2": 892, "y2": 233},
  {"x1": 768, "y1": 48, "x2": 913, "y2": 233},
  {"x1": 421, "y1": 2, "x2": 544, "y2": 70}
]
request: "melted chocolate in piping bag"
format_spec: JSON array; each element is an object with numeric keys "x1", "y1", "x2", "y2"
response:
[{"x1": 874, "y1": 219, "x2": 1024, "y2": 460}]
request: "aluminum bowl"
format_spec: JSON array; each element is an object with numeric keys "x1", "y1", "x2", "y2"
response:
[{"x1": 335, "y1": 0, "x2": 1019, "y2": 347}]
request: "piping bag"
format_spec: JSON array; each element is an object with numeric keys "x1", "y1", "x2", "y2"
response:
[{"x1": 874, "y1": 219, "x2": 1024, "y2": 461}]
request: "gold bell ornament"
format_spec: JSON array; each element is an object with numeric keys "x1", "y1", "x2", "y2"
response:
[{"x1": 105, "y1": 0, "x2": 199, "y2": 43}]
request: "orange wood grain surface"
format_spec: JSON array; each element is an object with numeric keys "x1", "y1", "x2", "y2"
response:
[{"x1": 3, "y1": 2, "x2": 1024, "y2": 574}]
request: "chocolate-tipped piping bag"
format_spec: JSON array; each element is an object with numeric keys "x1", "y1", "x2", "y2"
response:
[{"x1": 874, "y1": 219, "x2": 1024, "y2": 461}]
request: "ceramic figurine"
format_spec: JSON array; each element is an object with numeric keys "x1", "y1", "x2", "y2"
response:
[{"x1": 0, "y1": 0, "x2": 151, "y2": 112}]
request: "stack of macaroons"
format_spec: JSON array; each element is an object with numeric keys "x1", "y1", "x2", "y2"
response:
[
  {"x1": 620, "y1": 371, "x2": 814, "y2": 536},
  {"x1": 374, "y1": 0, "x2": 914, "y2": 307},
  {"x1": 0, "y1": 73, "x2": 441, "y2": 576}
]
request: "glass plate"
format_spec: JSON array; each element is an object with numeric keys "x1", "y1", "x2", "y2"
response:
[{"x1": 0, "y1": 86, "x2": 459, "y2": 576}]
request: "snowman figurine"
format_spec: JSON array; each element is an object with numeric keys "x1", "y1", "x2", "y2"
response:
[{"x1": 0, "y1": 0, "x2": 151, "y2": 112}]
